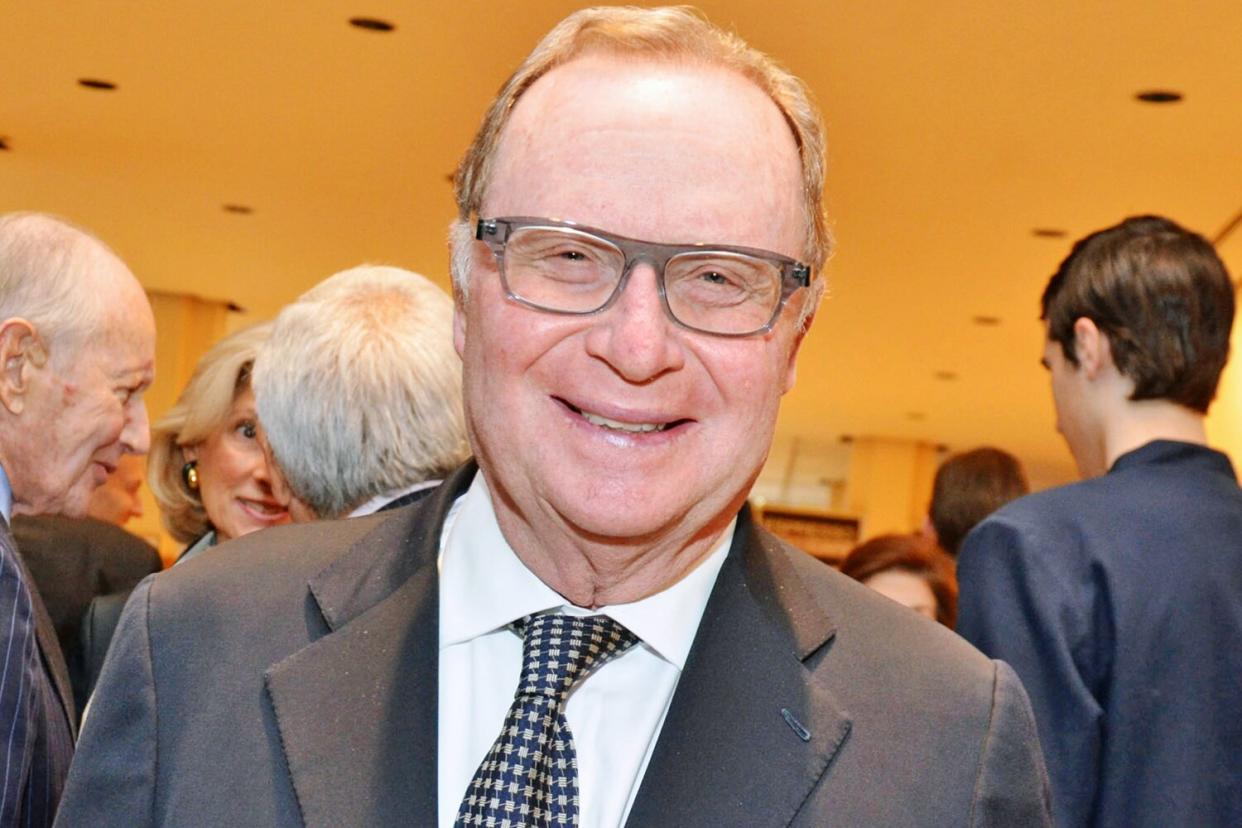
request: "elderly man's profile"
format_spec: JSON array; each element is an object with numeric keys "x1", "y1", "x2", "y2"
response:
[{"x1": 0, "y1": 211, "x2": 155, "y2": 827}]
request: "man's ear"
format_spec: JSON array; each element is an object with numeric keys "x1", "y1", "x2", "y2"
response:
[
  {"x1": 0, "y1": 318, "x2": 45, "y2": 415},
  {"x1": 453, "y1": 301, "x2": 467, "y2": 359},
  {"x1": 1071, "y1": 317, "x2": 1112, "y2": 380},
  {"x1": 781, "y1": 311, "x2": 814, "y2": 395}
]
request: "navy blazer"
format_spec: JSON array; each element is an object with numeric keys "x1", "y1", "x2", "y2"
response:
[
  {"x1": 958, "y1": 440, "x2": 1242, "y2": 827},
  {"x1": 58, "y1": 463, "x2": 1050, "y2": 826}
]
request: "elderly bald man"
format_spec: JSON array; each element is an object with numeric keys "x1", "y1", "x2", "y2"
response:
[{"x1": 0, "y1": 212, "x2": 154, "y2": 826}]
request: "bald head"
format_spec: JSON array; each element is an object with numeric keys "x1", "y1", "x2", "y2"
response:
[
  {"x1": 0, "y1": 212, "x2": 155, "y2": 516},
  {"x1": 0, "y1": 212, "x2": 151, "y2": 355}
]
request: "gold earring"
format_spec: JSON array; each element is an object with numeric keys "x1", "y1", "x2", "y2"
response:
[{"x1": 182, "y1": 460, "x2": 199, "y2": 491}]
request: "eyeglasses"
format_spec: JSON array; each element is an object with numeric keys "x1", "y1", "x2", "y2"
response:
[{"x1": 475, "y1": 217, "x2": 811, "y2": 337}]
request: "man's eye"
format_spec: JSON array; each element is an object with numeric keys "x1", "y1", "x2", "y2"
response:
[{"x1": 239, "y1": 422, "x2": 257, "y2": 439}]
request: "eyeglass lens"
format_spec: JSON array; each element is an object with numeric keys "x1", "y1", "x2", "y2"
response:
[{"x1": 500, "y1": 225, "x2": 784, "y2": 335}]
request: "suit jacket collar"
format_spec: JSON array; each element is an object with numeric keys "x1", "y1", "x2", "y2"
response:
[
  {"x1": 263, "y1": 465, "x2": 472, "y2": 827},
  {"x1": 1109, "y1": 438, "x2": 1237, "y2": 480},
  {"x1": 374, "y1": 483, "x2": 438, "y2": 514},
  {"x1": 624, "y1": 507, "x2": 851, "y2": 827},
  {"x1": 264, "y1": 463, "x2": 850, "y2": 827}
]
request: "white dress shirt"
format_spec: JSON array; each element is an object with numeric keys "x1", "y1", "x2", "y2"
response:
[
  {"x1": 437, "y1": 474, "x2": 732, "y2": 828},
  {"x1": 347, "y1": 479, "x2": 443, "y2": 517}
]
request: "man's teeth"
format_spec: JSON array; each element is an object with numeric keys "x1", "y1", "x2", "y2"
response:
[{"x1": 581, "y1": 411, "x2": 666, "y2": 433}]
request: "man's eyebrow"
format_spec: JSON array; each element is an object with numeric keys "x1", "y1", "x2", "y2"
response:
[{"x1": 114, "y1": 364, "x2": 155, "y2": 384}]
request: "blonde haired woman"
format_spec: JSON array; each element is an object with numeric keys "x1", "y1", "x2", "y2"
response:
[{"x1": 148, "y1": 322, "x2": 289, "y2": 562}]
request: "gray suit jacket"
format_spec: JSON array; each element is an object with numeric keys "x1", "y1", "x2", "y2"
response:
[{"x1": 56, "y1": 464, "x2": 1050, "y2": 826}]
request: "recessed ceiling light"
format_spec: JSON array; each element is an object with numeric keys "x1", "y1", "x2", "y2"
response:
[
  {"x1": 1032, "y1": 228, "x2": 1067, "y2": 238},
  {"x1": 972, "y1": 315, "x2": 1001, "y2": 326},
  {"x1": 223, "y1": 204, "x2": 254, "y2": 215},
  {"x1": 934, "y1": 371, "x2": 958, "y2": 381},
  {"x1": 349, "y1": 16, "x2": 395, "y2": 32},
  {"x1": 1135, "y1": 89, "x2": 1182, "y2": 104},
  {"x1": 78, "y1": 78, "x2": 117, "y2": 91}
]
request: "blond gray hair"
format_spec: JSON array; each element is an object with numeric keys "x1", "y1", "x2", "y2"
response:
[{"x1": 253, "y1": 265, "x2": 468, "y2": 519}]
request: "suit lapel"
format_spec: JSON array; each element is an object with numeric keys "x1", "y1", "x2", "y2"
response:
[
  {"x1": 263, "y1": 466, "x2": 476, "y2": 828},
  {"x1": 4, "y1": 521, "x2": 76, "y2": 737},
  {"x1": 626, "y1": 507, "x2": 852, "y2": 828}
]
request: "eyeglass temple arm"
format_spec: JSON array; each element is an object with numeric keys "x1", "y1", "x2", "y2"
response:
[{"x1": 477, "y1": 219, "x2": 503, "y2": 242}]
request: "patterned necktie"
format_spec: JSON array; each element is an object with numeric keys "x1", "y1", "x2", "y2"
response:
[{"x1": 456, "y1": 613, "x2": 638, "y2": 828}]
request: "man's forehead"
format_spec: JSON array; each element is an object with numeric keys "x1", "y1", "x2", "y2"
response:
[
  {"x1": 485, "y1": 53, "x2": 803, "y2": 250},
  {"x1": 95, "y1": 308, "x2": 156, "y2": 378}
]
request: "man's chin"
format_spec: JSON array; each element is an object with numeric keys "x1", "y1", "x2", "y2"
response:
[{"x1": 55, "y1": 477, "x2": 103, "y2": 519}]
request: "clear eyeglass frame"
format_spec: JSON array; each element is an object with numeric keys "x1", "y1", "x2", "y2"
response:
[{"x1": 475, "y1": 216, "x2": 812, "y2": 338}]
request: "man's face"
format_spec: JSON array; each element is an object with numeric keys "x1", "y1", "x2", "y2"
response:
[
  {"x1": 1043, "y1": 334, "x2": 1100, "y2": 477},
  {"x1": 15, "y1": 291, "x2": 155, "y2": 517},
  {"x1": 457, "y1": 55, "x2": 808, "y2": 547}
]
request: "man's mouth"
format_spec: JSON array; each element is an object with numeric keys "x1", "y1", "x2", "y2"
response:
[
  {"x1": 559, "y1": 398, "x2": 689, "y2": 434},
  {"x1": 581, "y1": 410, "x2": 666, "y2": 433}
]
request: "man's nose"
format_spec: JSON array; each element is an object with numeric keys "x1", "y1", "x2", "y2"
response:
[
  {"x1": 123, "y1": 401, "x2": 151, "y2": 455},
  {"x1": 583, "y1": 264, "x2": 685, "y2": 382}
]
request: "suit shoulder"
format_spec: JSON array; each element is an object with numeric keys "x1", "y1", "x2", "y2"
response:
[
  {"x1": 149, "y1": 511, "x2": 394, "y2": 607},
  {"x1": 779, "y1": 539, "x2": 994, "y2": 684}
]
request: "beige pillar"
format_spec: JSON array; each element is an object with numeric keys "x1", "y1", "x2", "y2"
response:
[
  {"x1": 845, "y1": 436, "x2": 939, "y2": 541},
  {"x1": 129, "y1": 292, "x2": 233, "y2": 565}
]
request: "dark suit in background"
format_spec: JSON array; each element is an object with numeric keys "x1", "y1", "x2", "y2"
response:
[
  {"x1": 13, "y1": 515, "x2": 161, "y2": 718},
  {"x1": 958, "y1": 440, "x2": 1242, "y2": 826},
  {"x1": 57, "y1": 465, "x2": 1049, "y2": 827}
]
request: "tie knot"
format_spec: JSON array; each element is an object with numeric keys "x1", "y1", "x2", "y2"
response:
[{"x1": 514, "y1": 613, "x2": 637, "y2": 698}]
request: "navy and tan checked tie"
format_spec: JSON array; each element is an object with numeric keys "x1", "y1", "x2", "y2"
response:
[{"x1": 455, "y1": 613, "x2": 638, "y2": 828}]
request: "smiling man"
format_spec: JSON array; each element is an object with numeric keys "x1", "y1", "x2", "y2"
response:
[
  {"x1": 0, "y1": 211, "x2": 154, "y2": 826},
  {"x1": 59, "y1": 8, "x2": 1048, "y2": 827}
]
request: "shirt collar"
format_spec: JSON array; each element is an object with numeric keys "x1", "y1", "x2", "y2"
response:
[
  {"x1": 438, "y1": 473, "x2": 732, "y2": 670},
  {"x1": 0, "y1": 463, "x2": 12, "y2": 525},
  {"x1": 348, "y1": 479, "x2": 443, "y2": 518}
]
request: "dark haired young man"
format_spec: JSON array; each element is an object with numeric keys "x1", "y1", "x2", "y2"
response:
[{"x1": 958, "y1": 215, "x2": 1242, "y2": 827}]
